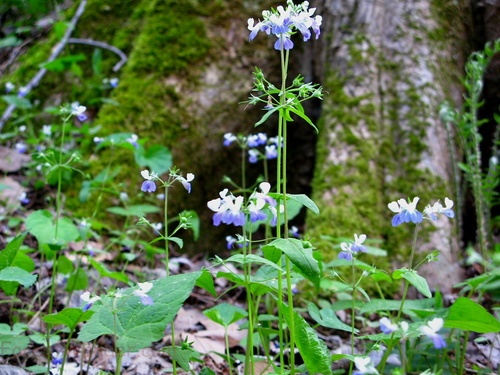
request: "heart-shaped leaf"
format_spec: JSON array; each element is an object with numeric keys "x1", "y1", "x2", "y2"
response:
[{"x1": 78, "y1": 272, "x2": 202, "y2": 352}]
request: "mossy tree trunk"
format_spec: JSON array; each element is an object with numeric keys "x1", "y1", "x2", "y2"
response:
[{"x1": 306, "y1": 0, "x2": 468, "y2": 292}]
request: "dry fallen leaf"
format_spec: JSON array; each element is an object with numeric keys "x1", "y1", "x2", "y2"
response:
[
  {"x1": 0, "y1": 176, "x2": 26, "y2": 209},
  {"x1": 0, "y1": 146, "x2": 31, "y2": 172}
]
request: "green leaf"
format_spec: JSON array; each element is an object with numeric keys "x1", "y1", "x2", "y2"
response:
[
  {"x1": 25, "y1": 210, "x2": 79, "y2": 245},
  {"x1": 203, "y1": 303, "x2": 248, "y2": 328},
  {"x1": 0, "y1": 323, "x2": 29, "y2": 355},
  {"x1": 181, "y1": 210, "x2": 200, "y2": 240},
  {"x1": 65, "y1": 268, "x2": 88, "y2": 291},
  {"x1": 106, "y1": 204, "x2": 161, "y2": 217},
  {"x1": 2, "y1": 95, "x2": 32, "y2": 109},
  {"x1": 0, "y1": 234, "x2": 25, "y2": 270},
  {"x1": 43, "y1": 308, "x2": 93, "y2": 331},
  {"x1": 287, "y1": 194, "x2": 319, "y2": 215},
  {"x1": 279, "y1": 301, "x2": 332, "y2": 374},
  {"x1": 167, "y1": 236, "x2": 183, "y2": 248},
  {"x1": 0, "y1": 266, "x2": 37, "y2": 287},
  {"x1": 288, "y1": 106, "x2": 319, "y2": 133},
  {"x1": 226, "y1": 254, "x2": 283, "y2": 272},
  {"x1": 89, "y1": 258, "x2": 129, "y2": 284},
  {"x1": 40, "y1": 54, "x2": 86, "y2": 72},
  {"x1": 195, "y1": 269, "x2": 216, "y2": 297},
  {"x1": 134, "y1": 144, "x2": 172, "y2": 175},
  {"x1": 262, "y1": 238, "x2": 321, "y2": 288},
  {"x1": 308, "y1": 302, "x2": 357, "y2": 333},
  {"x1": 78, "y1": 272, "x2": 203, "y2": 352},
  {"x1": 0, "y1": 35, "x2": 22, "y2": 48},
  {"x1": 255, "y1": 106, "x2": 280, "y2": 127},
  {"x1": 393, "y1": 268, "x2": 431, "y2": 298},
  {"x1": 163, "y1": 345, "x2": 203, "y2": 371},
  {"x1": 445, "y1": 297, "x2": 500, "y2": 333},
  {"x1": 359, "y1": 298, "x2": 434, "y2": 315}
]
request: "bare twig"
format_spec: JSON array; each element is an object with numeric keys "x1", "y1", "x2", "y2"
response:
[
  {"x1": 68, "y1": 38, "x2": 127, "y2": 71},
  {"x1": 0, "y1": 0, "x2": 88, "y2": 132}
]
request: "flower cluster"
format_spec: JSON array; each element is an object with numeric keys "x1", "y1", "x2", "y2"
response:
[
  {"x1": 207, "y1": 182, "x2": 277, "y2": 227},
  {"x1": 248, "y1": 0, "x2": 322, "y2": 50},
  {"x1": 379, "y1": 316, "x2": 446, "y2": 349},
  {"x1": 338, "y1": 233, "x2": 367, "y2": 261},
  {"x1": 388, "y1": 197, "x2": 455, "y2": 227},
  {"x1": 223, "y1": 132, "x2": 279, "y2": 163},
  {"x1": 140, "y1": 169, "x2": 194, "y2": 194}
]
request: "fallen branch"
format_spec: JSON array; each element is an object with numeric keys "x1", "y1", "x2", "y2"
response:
[
  {"x1": 0, "y1": 0, "x2": 88, "y2": 132},
  {"x1": 68, "y1": 38, "x2": 127, "y2": 71}
]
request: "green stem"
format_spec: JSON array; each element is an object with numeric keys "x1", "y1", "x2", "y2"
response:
[
  {"x1": 115, "y1": 349, "x2": 123, "y2": 375},
  {"x1": 349, "y1": 259, "x2": 356, "y2": 375},
  {"x1": 164, "y1": 185, "x2": 170, "y2": 276},
  {"x1": 225, "y1": 327, "x2": 233, "y2": 375},
  {"x1": 379, "y1": 224, "x2": 419, "y2": 374},
  {"x1": 59, "y1": 327, "x2": 75, "y2": 375},
  {"x1": 244, "y1": 228, "x2": 255, "y2": 375},
  {"x1": 458, "y1": 330, "x2": 470, "y2": 375}
]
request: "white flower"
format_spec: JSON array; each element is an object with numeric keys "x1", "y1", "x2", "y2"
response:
[
  {"x1": 353, "y1": 356, "x2": 379, "y2": 375},
  {"x1": 42, "y1": 124, "x2": 52, "y2": 137}
]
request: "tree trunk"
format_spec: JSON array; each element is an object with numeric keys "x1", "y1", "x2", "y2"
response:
[{"x1": 307, "y1": 0, "x2": 468, "y2": 292}]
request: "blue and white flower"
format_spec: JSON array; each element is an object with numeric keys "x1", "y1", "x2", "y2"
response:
[
  {"x1": 248, "y1": 0, "x2": 322, "y2": 51},
  {"x1": 353, "y1": 356, "x2": 379, "y2": 375},
  {"x1": 247, "y1": 133, "x2": 267, "y2": 147},
  {"x1": 80, "y1": 291, "x2": 100, "y2": 311},
  {"x1": 18, "y1": 86, "x2": 29, "y2": 98},
  {"x1": 110, "y1": 78, "x2": 119, "y2": 88},
  {"x1": 126, "y1": 134, "x2": 139, "y2": 148},
  {"x1": 133, "y1": 282, "x2": 154, "y2": 305},
  {"x1": 265, "y1": 144, "x2": 278, "y2": 159},
  {"x1": 388, "y1": 197, "x2": 423, "y2": 226},
  {"x1": 351, "y1": 233, "x2": 367, "y2": 253},
  {"x1": 339, "y1": 233, "x2": 367, "y2": 260},
  {"x1": 223, "y1": 133, "x2": 237, "y2": 147},
  {"x1": 42, "y1": 124, "x2": 52, "y2": 137},
  {"x1": 248, "y1": 149, "x2": 260, "y2": 163},
  {"x1": 420, "y1": 318, "x2": 446, "y2": 349},
  {"x1": 15, "y1": 142, "x2": 27, "y2": 154},
  {"x1": 140, "y1": 169, "x2": 158, "y2": 193},
  {"x1": 379, "y1": 317, "x2": 398, "y2": 334},
  {"x1": 5, "y1": 82, "x2": 15, "y2": 93},
  {"x1": 175, "y1": 172, "x2": 195, "y2": 193},
  {"x1": 70, "y1": 102, "x2": 87, "y2": 121},
  {"x1": 207, "y1": 189, "x2": 246, "y2": 226},
  {"x1": 423, "y1": 197, "x2": 454, "y2": 220}
]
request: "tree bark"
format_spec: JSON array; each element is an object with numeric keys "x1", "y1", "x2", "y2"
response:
[{"x1": 307, "y1": 0, "x2": 467, "y2": 292}]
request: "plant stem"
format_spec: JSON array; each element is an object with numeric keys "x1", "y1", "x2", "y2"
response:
[
  {"x1": 349, "y1": 259, "x2": 356, "y2": 375},
  {"x1": 458, "y1": 330, "x2": 470, "y2": 375},
  {"x1": 164, "y1": 185, "x2": 170, "y2": 276},
  {"x1": 379, "y1": 224, "x2": 419, "y2": 374},
  {"x1": 115, "y1": 349, "x2": 123, "y2": 375}
]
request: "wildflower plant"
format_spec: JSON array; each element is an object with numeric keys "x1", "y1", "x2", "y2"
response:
[{"x1": 206, "y1": 1, "x2": 326, "y2": 373}]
